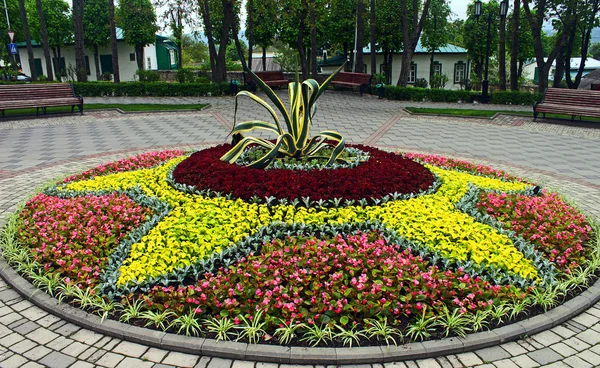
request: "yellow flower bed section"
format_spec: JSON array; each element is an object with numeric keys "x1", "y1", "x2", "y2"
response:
[{"x1": 65, "y1": 158, "x2": 537, "y2": 285}]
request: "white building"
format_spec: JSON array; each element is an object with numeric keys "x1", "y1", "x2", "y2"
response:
[
  {"x1": 320, "y1": 42, "x2": 470, "y2": 90},
  {"x1": 16, "y1": 29, "x2": 179, "y2": 82},
  {"x1": 523, "y1": 58, "x2": 600, "y2": 84}
]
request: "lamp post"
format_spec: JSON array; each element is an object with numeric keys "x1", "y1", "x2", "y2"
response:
[{"x1": 475, "y1": 0, "x2": 508, "y2": 103}]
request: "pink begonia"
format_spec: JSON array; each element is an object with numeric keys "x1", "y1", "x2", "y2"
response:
[
  {"x1": 63, "y1": 150, "x2": 184, "y2": 183},
  {"x1": 18, "y1": 193, "x2": 151, "y2": 287},
  {"x1": 478, "y1": 191, "x2": 591, "y2": 271}
]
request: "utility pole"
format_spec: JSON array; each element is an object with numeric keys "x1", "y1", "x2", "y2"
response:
[{"x1": 2, "y1": 0, "x2": 17, "y2": 70}]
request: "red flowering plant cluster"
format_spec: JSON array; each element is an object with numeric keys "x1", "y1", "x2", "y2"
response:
[
  {"x1": 17, "y1": 193, "x2": 152, "y2": 287},
  {"x1": 143, "y1": 232, "x2": 519, "y2": 328},
  {"x1": 477, "y1": 191, "x2": 592, "y2": 272},
  {"x1": 406, "y1": 153, "x2": 524, "y2": 182},
  {"x1": 63, "y1": 150, "x2": 185, "y2": 183},
  {"x1": 173, "y1": 145, "x2": 435, "y2": 203}
]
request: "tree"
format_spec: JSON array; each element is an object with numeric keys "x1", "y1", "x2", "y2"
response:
[
  {"x1": 245, "y1": 0, "x2": 254, "y2": 70},
  {"x1": 226, "y1": 38, "x2": 247, "y2": 61},
  {"x1": 522, "y1": 0, "x2": 577, "y2": 92},
  {"x1": 446, "y1": 19, "x2": 465, "y2": 48},
  {"x1": 397, "y1": 0, "x2": 432, "y2": 86},
  {"x1": 35, "y1": 0, "x2": 53, "y2": 80},
  {"x1": 369, "y1": 0, "x2": 376, "y2": 75},
  {"x1": 509, "y1": 0, "x2": 519, "y2": 90},
  {"x1": 119, "y1": 0, "x2": 158, "y2": 70},
  {"x1": 421, "y1": 0, "x2": 451, "y2": 83},
  {"x1": 108, "y1": 0, "x2": 120, "y2": 82},
  {"x1": 591, "y1": 43, "x2": 600, "y2": 60},
  {"x1": 564, "y1": 0, "x2": 600, "y2": 89},
  {"x1": 83, "y1": 0, "x2": 110, "y2": 80},
  {"x1": 324, "y1": 0, "x2": 355, "y2": 66},
  {"x1": 506, "y1": 8, "x2": 534, "y2": 86},
  {"x1": 73, "y1": 0, "x2": 86, "y2": 81},
  {"x1": 28, "y1": 0, "x2": 72, "y2": 81},
  {"x1": 0, "y1": 0, "x2": 22, "y2": 70},
  {"x1": 375, "y1": 0, "x2": 403, "y2": 83},
  {"x1": 154, "y1": 0, "x2": 198, "y2": 70},
  {"x1": 310, "y1": 0, "x2": 318, "y2": 77},
  {"x1": 463, "y1": 0, "x2": 500, "y2": 83},
  {"x1": 354, "y1": 0, "x2": 365, "y2": 73},
  {"x1": 250, "y1": 0, "x2": 277, "y2": 71},
  {"x1": 18, "y1": 0, "x2": 36, "y2": 80},
  {"x1": 181, "y1": 34, "x2": 208, "y2": 66}
]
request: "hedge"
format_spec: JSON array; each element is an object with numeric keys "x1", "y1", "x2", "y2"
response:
[
  {"x1": 73, "y1": 82, "x2": 230, "y2": 97},
  {"x1": 384, "y1": 85, "x2": 543, "y2": 105}
]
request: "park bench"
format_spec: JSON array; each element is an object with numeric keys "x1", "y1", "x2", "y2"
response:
[
  {"x1": 330, "y1": 72, "x2": 372, "y2": 96},
  {"x1": 0, "y1": 83, "x2": 83, "y2": 118},
  {"x1": 244, "y1": 71, "x2": 288, "y2": 92},
  {"x1": 533, "y1": 87, "x2": 600, "y2": 121}
]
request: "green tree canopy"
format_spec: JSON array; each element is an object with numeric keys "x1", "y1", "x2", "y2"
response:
[
  {"x1": 27, "y1": 0, "x2": 71, "y2": 49},
  {"x1": 118, "y1": 0, "x2": 158, "y2": 69}
]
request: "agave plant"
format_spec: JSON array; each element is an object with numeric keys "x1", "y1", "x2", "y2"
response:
[{"x1": 220, "y1": 63, "x2": 347, "y2": 169}]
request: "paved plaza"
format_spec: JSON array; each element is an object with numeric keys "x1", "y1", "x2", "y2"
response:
[{"x1": 0, "y1": 92, "x2": 599, "y2": 367}]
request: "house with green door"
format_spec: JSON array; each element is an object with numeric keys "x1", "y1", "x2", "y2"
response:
[{"x1": 16, "y1": 28, "x2": 179, "y2": 81}]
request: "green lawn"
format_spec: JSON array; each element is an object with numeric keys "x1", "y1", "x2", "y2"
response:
[
  {"x1": 1, "y1": 103, "x2": 207, "y2": 117},
  {"x1": 404, "y1": 107, "x2": 600, "y2": 123}
]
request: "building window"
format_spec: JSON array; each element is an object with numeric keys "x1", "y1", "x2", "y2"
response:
[
  {"x1": 130, "y1": 53, "x2": 135, "y2": 61},
  {"x1": 52, "y1": 57, "x2": 66, "y2": 76},
  {"x1": 432, "y1": 62, "x2": 442, "y2": 75},
  {"x1": 408, "y1": 63, "x2": 417, "y2": 83},
  {"x1": 147, "y1": 57, "x2": 152, "y2": 70},
  {"x1": 169, "y1": 49, "x2": 176, "y2": 66},
  {"x1": 33, "y1": 58, "x2": 43, "y2": 77},
  {"x1": 84, "y1": 56, "x2": 91, "y2": 75},
  {"x1": 454, "y1": 62, "x2": 466, "y2": 84},
  {"x1": 100, "y1": 54, "x2": 113, "y2": 74}
]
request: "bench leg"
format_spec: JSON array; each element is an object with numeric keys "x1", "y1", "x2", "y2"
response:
[
  {"x1": 543, "y1": 113, "x2": 546, "y2": 119},
  {"x1": 533, "y1": 111, "x2": 538, "y2": 121},
  {"x1": 42, "y1": 107, "x2": 47, "y2": 115},
  {"x1": 36, "y1": 107, "x2": 39, "y2": 116},
  {"x1": 71, "y1": 106, "x2": 75, "y2": 113},
  {"x1": 79, "y1": 104, "x2": 83, "y2": 115}
]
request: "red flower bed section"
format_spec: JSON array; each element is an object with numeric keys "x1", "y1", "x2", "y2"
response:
[
  {"x1": 18, "y1": 193, "x2": 152, "y2": 287},
  {"x1": 64, "y1": 150, "x2": 185, "y2": 183},
  {"x1": 173, "y1": 145, "x2": 435, "y2": 202},
  {"x1": 477, "y1": 191, "x2": 591, "y2": 271},
  {"x1": 145, "y1": 232, "x2": 517, "y2": 326}
]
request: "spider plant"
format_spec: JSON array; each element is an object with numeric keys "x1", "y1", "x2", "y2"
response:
[
  {"x1": 405, "y1": 309, "x2": 437, "y2": 341},
  {"x1": 364, "y1": 317, "x2": 403, "y2": 346},
  {"x1": 141, "y1": 309, "x2": 175, "y2": 331},
  {"x1": 334, "y1": 324, "x2": 366, "y2": 348},
  {"x1": 220, "y1": 63, "x2": 348, "y2": 168},
  {"x1": 119, "y1": 297, "x2": 146, "y2": 323},
  {"x1": 470, "y1": 309, "x2": 490, "y2": 332},
  {"x1": 169, "y1": 309, "x2": 202, "y2": 336},
  {"x1": 489, "y1": 301, "x2": 512, "y2": 324},
  {"x1": 433, "y1": 307, "x2": 472, "y2": 338},
  {"x1": 236, "y1": 310, "x2": 267, "y2": 344},
  {"x1": 273, "y1": 319, "x2": 302, "y2": 345},
  {"x1": 204, "y1": 316, "x2": 237, "y2": 341},
  {"x1": 299, "y1": 322, "x2": 334, "y2": 347},
  {"x1": 29, "y1": 271, "x2": 62, "y2": 297}
]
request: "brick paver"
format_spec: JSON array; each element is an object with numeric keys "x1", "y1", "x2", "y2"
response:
[{"x1": 0, "y1": 93, "x2": 599, "y2": 367}]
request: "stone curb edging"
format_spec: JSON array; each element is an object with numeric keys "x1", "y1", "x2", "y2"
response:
[{"x1": 1, "y1": 256, "x2": 599, "y2": 364}]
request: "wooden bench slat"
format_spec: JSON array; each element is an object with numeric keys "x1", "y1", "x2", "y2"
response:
[
  {"x1": 330, "y1": 72, "x2": 372, "y2": 96},
  {"x1": 533, "y1": 88, "x2": 600, "y2": 120},
  {"x1": 0, "y1": 83, "x2": 84, "y2": 117}
]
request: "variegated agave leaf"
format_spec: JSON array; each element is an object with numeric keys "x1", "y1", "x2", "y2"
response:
[{"x1": 221, "y1": 63, "x2": 348, "y2": 169}]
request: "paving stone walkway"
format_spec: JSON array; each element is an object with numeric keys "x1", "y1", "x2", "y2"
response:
[{"x1": 0, "y1": 92, "x2": 599, "y2": 367}]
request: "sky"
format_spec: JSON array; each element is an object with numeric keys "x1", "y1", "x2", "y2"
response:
[{"x1": 450, "y1": 0, "x2": 471, "y2": 20}]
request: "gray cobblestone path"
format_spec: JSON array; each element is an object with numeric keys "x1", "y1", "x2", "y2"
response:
[{"x1": 0, "y1": 92, "x2": 599, "y2": 367}]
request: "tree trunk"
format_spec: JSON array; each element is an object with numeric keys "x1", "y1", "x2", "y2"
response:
[
  {"x1": 73, "y1": 0, "x2": 87, "y2": 81},
  {"x1": 94, "y1": 45, "x2": 101, "y2": 81},
  {"x1": 262, "y1": 47, "x2": 266, "y2": 71},
  {"x1": 397, "y1": 0, "x2": 431, "y2": 86},
  {"x1": 199, "y1": 0, "x2": 217, "y2": 77},
  {"x1": 355, "y1": 0, "x2": 364, "y2": 73},
  {"x1": 499, "y1": 14, "x2": 506, "y2": 90},
  {"x1": 566, "y1": 0, "x2": 598, "y2": 89},
  {"x1": 370, "y1": 0, "x2": 376, "y2": 76},
  {"x1": 552, "y1": 49, "x2": 565, "y2": 88},
  {"x1": 231, "y1": 20, "x2": 248, "y2": 71},
  {"x1": 136, "y1": 45, "x2": 144, "y2": 70},
  {"x1": 213, "y1": 0, "x2": 235, "y2": 83},
  {"x1": 510, "y1": 0, "x2": 519, "y2": 90},
  {"x1": 523, "y1": 0, "x2": 574, "y2": 93},
  {"x1": 36, "y1": 0, "x2": 53, "y2": 81},
  {"x1": 247, "y1": 0, "x2": 253, "y2": 71},
  {"x1": 429, "y1": 49, "x2": 435, "y2": 83},
  {"x1": 108, "y1": 0, "x2": 120, "y2": 83},
  {"x1": 343, "y1": 43, "x2": 349, "y2": 71},
  {"x1": 310, "y1": 0, "x2": 318, "y2": 78},
  {"x1": 297, "y1": 0, "x2": 309, "y2": 79},
  {"x1": 18, "y1": 0, "x2": 36, "y2": 80}
]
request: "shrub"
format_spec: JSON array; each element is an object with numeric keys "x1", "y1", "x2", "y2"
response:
[
  {"x1": 175, "y1": 68, "x2": 196, "y2": 83},
  {"x1": 430, "y1": 74, "x2": 449, "y2": 89},
  {"x1": 414, "y1": 78, "x2": 428, "y2": 88},
  {"x1": 72, "y1": 81, "x2": 229, "y2": 97},
  {"x1": 136, "y1": 69, "x2": 160, "y2": 82},
  {"x1": 490, "y1": 90, "x2": 543, "y2": 105},
  {"x1": 384, "y1": 86, "x2": 475, "y2": 103}
]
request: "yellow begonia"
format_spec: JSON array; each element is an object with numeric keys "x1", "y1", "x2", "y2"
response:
[{"x1": 66, "y1": 158, "x2": 538, "y2": 285}]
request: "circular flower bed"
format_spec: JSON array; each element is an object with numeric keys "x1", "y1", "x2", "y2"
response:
[{"x1": 1, "y1": 147, "x2": 598, "y2": 348}]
